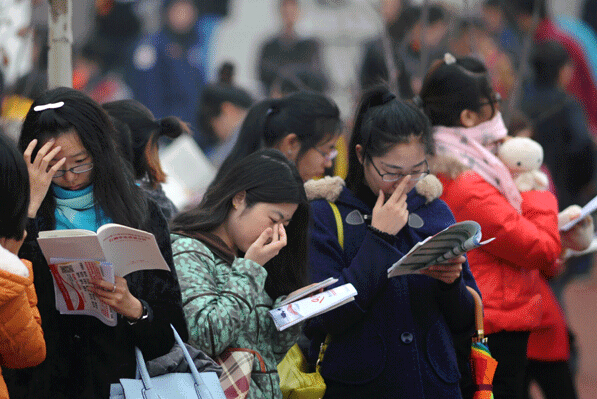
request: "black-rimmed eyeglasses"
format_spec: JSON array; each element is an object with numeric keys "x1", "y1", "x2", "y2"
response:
[{"x1": 368, "y1": 157, "x2": 429, "y2": 182}]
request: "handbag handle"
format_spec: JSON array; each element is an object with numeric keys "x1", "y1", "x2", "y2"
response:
[
  {"x1": 133, "y1": 324, "x2": 219, "y2": 399},
  {"x1": 466, "y1": 286, "x2": 485, "y2": 342}
]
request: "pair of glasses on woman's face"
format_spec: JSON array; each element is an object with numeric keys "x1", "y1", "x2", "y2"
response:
[
  {"x1": 52, "y1": 163, "x2": 94, "y2": 178},
  {"x1": 314, "y1": 147, "x2": 338, "y2": 162},
  {"x1": 368, "y1": 156, "x2": 429, "y2": 182}
]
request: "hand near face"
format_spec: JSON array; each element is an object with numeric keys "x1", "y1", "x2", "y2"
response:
[
  {"x1": 244, "y1": 224, "x2": 287, "y2": 266},
  {"x1": 89, "y1": 276, "x2": 144, "y2": 320},
  {"x1": 371, "y1": 175, "x2": 411, "y2": 235},
  {"x1": 420, "y1": 255, "x2": 465, "y2": 284},
  {"x1": 23, "y1": 139, "x2": 66, "y2": 218}
]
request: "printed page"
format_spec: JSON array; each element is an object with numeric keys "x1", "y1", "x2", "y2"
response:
[
  {"x1": 48, "y1": 258, "x2": 117, "y2": 326},
  {"x1": 387, "y1": 221, "x2": 494, "y2": 278},
  {"x1": 96, "y1": 224, "x2": 170, "y2": 277},
  {"x1": 269, "y1": 283, "x2": 357, "y2": 331},
  {"x1": 278, "y1": 277, "x2": 339, "y2": 307}
]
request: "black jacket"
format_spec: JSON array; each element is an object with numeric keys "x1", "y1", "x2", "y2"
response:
[{"x1": 5, "y1": 199, "x2": 188, "y2": 399}]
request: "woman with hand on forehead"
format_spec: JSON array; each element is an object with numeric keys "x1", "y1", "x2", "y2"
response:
[
  {"x1": 5, "y1": 87, "x2": 187, "y2": 399},
  {"x1": 303, "y1": 85, "x2": 479, "y2": 398}
]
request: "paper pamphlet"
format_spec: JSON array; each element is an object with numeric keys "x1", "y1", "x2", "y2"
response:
[
  {"x1": 560, "y1": 195, "x2": 597, "y2": 231},
  {"x1": 277, "y1": 277, "x2": 338, "y2": 307},
  {"x1": 38, "y1": 223, "x2": 170, "y2": 277},
  {"x1": 48, "y1": 258, "x2": 117, "y2": 326},
  {"x1": 269, "y1": 283, "x2": 357, "y2": 331},
  {"x1": 387, "y1": 221, "x2": 494, "y2": 278},
  {"x1": 159, "y1": 134, "x2": 217, "y2": 209}
]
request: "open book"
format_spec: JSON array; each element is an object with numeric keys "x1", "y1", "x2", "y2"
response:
[
  {"x1": 387, "y1": 221, "x2": 494, "y2": 278},
  {"x1": 37, "y1": 223, "x2": 171, "y2": 326},
  {"x1": 269, "y1": 282, "x2": 357, "y2": 331}
]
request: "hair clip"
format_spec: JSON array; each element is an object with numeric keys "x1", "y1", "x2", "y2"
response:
[
  {"x1": 33, "y1": 101, "x2": 64, "y2": 112},
  {"x1": 444, "y1": 53, "x2": 457, "y2": 65},
  {"x1": 266, "y1": 107, "x2": 279, "y2": 116},
  {"x1": 381, "y1": 92, "x2": 396, "y2": 104},
  {"x1": 412, "y1": 95, "x2": 424, "y2": 108}
]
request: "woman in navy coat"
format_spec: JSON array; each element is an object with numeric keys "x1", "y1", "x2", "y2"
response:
[{"x1": 304, "y1": 86, "x2": 479, "y2": 398}]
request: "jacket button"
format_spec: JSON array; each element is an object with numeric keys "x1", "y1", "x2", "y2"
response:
[{"x1": 401, "y1": 332, "x2": 413, "y2": 344}]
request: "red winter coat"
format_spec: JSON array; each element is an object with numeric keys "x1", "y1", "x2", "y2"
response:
[
  {"x1": 438, "y1": 171, "x2": 561, "y2": 335},
  {"x1": 0, "y1": 254, "x2": 46, "y2": 399}
]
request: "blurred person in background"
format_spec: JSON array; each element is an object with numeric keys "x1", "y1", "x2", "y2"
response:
[
  {"x1": 257, "y1": 0, "x2": 326, "y2": 96},
  {"x1": 126, "y1": 0, "x2": 219, "y2": 125},
  {"x1": 196, "y1": 82, "x2": 254, "y2": 167},
  {"x1": 103, "y1": 99, "x2": 190, "y2": 220},
  {"x1": 510, "y1": 0, "x2": 597, "y2": 135},
  {"x1": 216, "y1": 91, "x2": 341, "y2": 183},
  {"x1": 398, "y1": 3, "x2": 450, "y2": 94},
  {"x1": 449, "y1": 18, "x2": 515, "y2": 99},
  {"x1": 72, "y1": 40, "x2": 133, "y2": 104},
  {"x1": 358, "y1": 0, "x2": 414, "y2": 98},
  {"x1": 481, "y1": 0, "x2": 522, "y2": 65}
]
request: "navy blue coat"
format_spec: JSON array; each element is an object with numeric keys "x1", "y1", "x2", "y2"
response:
[{"x1": 306, "y1": 186, "x2": 479, "y2": 398}]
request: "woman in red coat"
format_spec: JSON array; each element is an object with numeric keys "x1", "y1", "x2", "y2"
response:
[{"x1": 418, "y1": 54, "x2": 562, "y2": 399}]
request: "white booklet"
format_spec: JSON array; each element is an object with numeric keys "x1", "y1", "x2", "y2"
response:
[
  {"x1": 37, "y1": 223, "x2": 170, "y2": 277},
  {"x1": 277, "y1": 277, "x2": 339, "y2": 307},
  {"x1": 387, "y1": 221, "x2": 494, "y2": 278},
  {"x1": 48, "y1": 258, "x2": 117, "y2": 326},
  {"x1": 37, "y1": 223, "x2": 171, "y2": 326},
  {"x1": 560, "y1": 194, "x2": 597, "y2": 231},
  {"x1": 269, "y1": 283, "x2": 357, "y2": 331}
]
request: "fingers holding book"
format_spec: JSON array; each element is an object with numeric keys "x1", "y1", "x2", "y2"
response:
[
  {"x1": 420, "y1": 255, "x2": 465, "y2": 284},
  {"x1": 89, "y1": 276, "x2": 144, "y2": 320}
]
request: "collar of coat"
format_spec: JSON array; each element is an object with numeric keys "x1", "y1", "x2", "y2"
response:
[{"x1": 304, "y1": 174, "x2": 443, "y2": 206}]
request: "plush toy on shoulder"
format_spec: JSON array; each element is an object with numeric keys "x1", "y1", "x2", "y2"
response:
[{"x1": 498, "y1": 137, "x2": 549, "y2": 192}]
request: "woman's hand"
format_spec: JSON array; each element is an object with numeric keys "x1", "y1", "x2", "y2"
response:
[
  {"x1": 244, "y1": 223, "x2": 287, "y2": 266},
  {"x1": 420, "y1": 255, "x2": 465, "y2": 284},
  {"x1": 89, "y1": 276, "x2": 144, "y2": 320},
  {"x1": 559, "y1": 205, "x2": 594, "y2": 252},
  {"x1": 23, "y1": 139, "x2": 66, "y2": 218},
  {"x1": 371, "y1": 176, "x2": 411, "y2": 235}
]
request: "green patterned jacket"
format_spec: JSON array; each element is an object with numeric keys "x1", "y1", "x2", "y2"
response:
[{"x1": 170, "y1": 234, "x2": 302, "y2": 399}]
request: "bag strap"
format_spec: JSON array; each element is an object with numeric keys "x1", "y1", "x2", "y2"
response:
[
  {"x1": 133, "y1": 325, "x2": 220, "y2": 399},
  {"x1": 466, "y1": 286, "x2": 485, "y2": 343},
  {"x1": 312, "y1": 201, "x2": 343, "y2": 371},
  {"x1": 226, "y1": 347, "x2": 267, "y2": 372},
  {"x1": 328, "y1": 201, "x2": 344, "y2": 250}
]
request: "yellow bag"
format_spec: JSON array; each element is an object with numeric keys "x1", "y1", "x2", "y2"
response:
[
  {"x1": 278, "y1": 201, "x2": 340, "y2": 399},
  {"x1": 278, "y1": 341, "x2": 327, "y2": 399}
]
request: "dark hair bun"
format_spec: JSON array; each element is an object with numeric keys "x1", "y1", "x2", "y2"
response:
[{"x1": 158, "y1": 116, "x2": 188, "y2": 139}]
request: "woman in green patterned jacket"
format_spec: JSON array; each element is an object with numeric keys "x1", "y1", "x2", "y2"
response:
[{"x1": 169, "y1": 149, "x2": 310, "y2": 398}]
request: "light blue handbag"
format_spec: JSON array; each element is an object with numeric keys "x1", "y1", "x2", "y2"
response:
[{"x1": 109, "y1": 325, "x2": 226, "y2": 399}]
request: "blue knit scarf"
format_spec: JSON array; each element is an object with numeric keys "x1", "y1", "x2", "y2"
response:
[{"x1": 53, "y1": 184, "x2": 112, "y2": 231}]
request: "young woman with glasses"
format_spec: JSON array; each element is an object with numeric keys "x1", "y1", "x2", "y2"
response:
[
  {"x1": 418, "y1": 55, "x2": 562, "y2": 399},
  {"x1": 6, "y1": 87, "x2": 187, "y2": 399},
  {"x1": 303, "y1": 85, "x2": 479, "y2": 398},
  {"x1": 215, "y1": 91, "x2": 341, "y2": 182}
]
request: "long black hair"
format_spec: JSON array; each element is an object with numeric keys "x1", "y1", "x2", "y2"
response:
[
  {"x1": 418, "y1": 56, "x2": 496, "y2": 127},
  {"x1": 171, "y1": 148, "x2": 310, "y2": 299},
  {"x1": 0, "y1": 130, "x2": 30, "y2": 240},
  {"x1": 346, "y1": 85, "x2": 433, "y2": 193},
  {"x1": 102, "y1": 99, "x2": 189, "y2": 188},
  {"x1": 18, "y1": 87, "x2": 148, "y2": 229},
  {"x1": 217, "y1": 91, "x2": 340, "y2": 178}
]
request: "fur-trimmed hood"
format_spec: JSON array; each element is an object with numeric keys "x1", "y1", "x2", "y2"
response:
[
  {"x1": 304, "y1": 174, "x2": 443, "y2": 204},
  {"x1": 427, "y1": 154, "x2": 471, "y2": 180}
]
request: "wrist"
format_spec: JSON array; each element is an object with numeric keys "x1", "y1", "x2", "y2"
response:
[
  {"x1": 367, "y1": 225, "x2": 396, "y2": 243},
  {"x1": 126, "y1": 299, "x2": 148, "y2": 325}
]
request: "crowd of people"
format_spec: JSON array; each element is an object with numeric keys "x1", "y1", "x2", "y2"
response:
[{"x1": 1, "y1": 0, "x2": 597, "y2": 398}]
